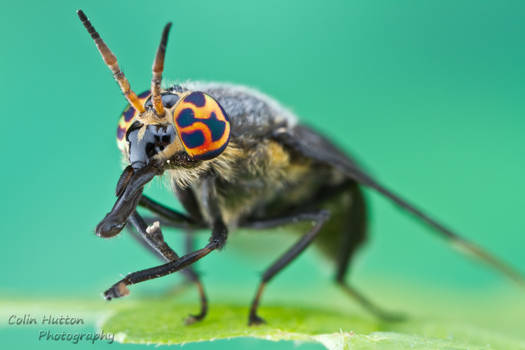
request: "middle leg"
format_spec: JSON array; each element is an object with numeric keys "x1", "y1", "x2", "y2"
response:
[{"x1": 247, "y1": 210, "x2": 330, "y2": 325}]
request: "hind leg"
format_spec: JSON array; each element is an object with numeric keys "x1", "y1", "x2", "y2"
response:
[{"x1": 334, "y1": 184, "x2": 405, "y2": 322}]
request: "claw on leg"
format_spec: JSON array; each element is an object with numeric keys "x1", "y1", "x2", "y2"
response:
[
  {"x1": 248, "y1": 313, "x2": 266, "y2": 326},
  {"x1": 339, "y1": 283, "x2": 407, "y2": 323},
  {"x1": 104, "y1": 282, "x2": 129, "y2": 300},
  {"x1": 185, "y1": 312, "x2": 206, "y2": 325}
]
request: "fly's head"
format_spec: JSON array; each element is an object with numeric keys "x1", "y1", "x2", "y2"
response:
[
  {"x1": 118, "y1": 89, "x2": 231, "y2": 171},
  {"x1": 77, "y1": 10, "x2": 230, "y2": 237}
]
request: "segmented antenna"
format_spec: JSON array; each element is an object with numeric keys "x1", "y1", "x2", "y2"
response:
[
  {"x1": 77, "y1": 10, "x2": 145, "y2": 113},
  {"x1": 151, "y1": 23, "x2": 173, "y2": 117}
]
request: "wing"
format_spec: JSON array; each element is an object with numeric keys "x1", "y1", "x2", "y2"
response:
[{"x1": 274, "y1": 124, "x2": 525, "y2": 287}]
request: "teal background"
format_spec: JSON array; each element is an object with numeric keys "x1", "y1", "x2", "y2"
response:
[{"x1": 1, "y1": 0, "x2": 524, "y2": 349}]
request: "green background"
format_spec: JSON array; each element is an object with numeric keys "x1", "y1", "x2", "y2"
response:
[{"x1": 1, "y1": 0, "x2": 524, "y2": 349}]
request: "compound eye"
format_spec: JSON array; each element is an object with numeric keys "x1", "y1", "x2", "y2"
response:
[
  {"x1": 117, "y1": 90, "x2": 150, "y2": 152},
  {"x1": 172, "y1": 91, "x2": 231, "y2": 160},
  {"x1": 144, "y1": 93, "x2": 179, "y2": 109}
]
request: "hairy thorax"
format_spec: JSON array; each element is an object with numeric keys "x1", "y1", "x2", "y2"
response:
[{"x1": 172, "y1": 139, "x2": 341, "y2": 228}]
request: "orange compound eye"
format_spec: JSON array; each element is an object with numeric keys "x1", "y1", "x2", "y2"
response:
[{"x1": 172, "y1": 91, "x2": 231, "y2": 160}]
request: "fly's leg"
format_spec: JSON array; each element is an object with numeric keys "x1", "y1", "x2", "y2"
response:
[
  {"x1": 180, "y1": 229, "x2": 208, "y2": 324},
  {"x1": 247, "y1": 210, "x2": 330, "y2": 325},
  {"x1": 125, "y1": 212, "x2": 208, "y2": 323},
  {"x1": 335, "y1": 246, "x2": 406, "y2": 321},
  {"x1": 103, "y1": 219, "x2": 227, "y2": 304},
  {"x1": 127, "y1": 224, "x2": 194, "y2": 295},
  {"x1": 137, "y1": 191, "x2": 211, "y2": 323},
  {"x1": 138, "y1": 195, "x2": 204, "y2": 229},
  {"x1": 335, "y1": 184, "x2": 405, "y2": 322}
]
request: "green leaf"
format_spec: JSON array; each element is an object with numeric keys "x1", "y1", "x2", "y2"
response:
[
  {"x1": 101, "y1": 294, "x2": 525, "y2": 350},
  {"x1": 2, "y1": 286, "x2": 523, "y2": 349}
]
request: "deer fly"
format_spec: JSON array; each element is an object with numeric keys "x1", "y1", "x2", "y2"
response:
[{"x1": 77, "y1": 10, "x2": 524, "y2": 325}]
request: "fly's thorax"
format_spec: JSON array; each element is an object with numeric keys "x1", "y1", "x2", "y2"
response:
[
  {"x1": 165, "y1": 141, "x2": 243, "y2": 189},
  {"x1": 182, "y1": 139, "x2": 313, "y2": 226}
]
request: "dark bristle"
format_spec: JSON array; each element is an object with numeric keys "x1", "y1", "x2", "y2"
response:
[
  {"x1": 76, "y1": 9, "x2": 100, "y2": 40},
  {"x1": 160, "y1": 23, "x2": 173, "y2": 50},
  {"x1": 77, "y1": 9, "x2": 87, "y2": 21}
]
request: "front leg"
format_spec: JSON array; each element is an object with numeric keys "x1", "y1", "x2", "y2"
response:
[
  {"x1": 127, "y1": 212, "x2": 209, "y2": 323},
  {"x1": 104, "y1": 176, "x2": 228, "y2": 299},
  {"x1": 103, "y1": 220, "x2": 227, "y2": 300},
  {"x1": 139, "y1": 195, "x2": 204, "y2": 229},
  {"x1": 248, "y1": 210, "x2": 330, "y2": 325}
]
